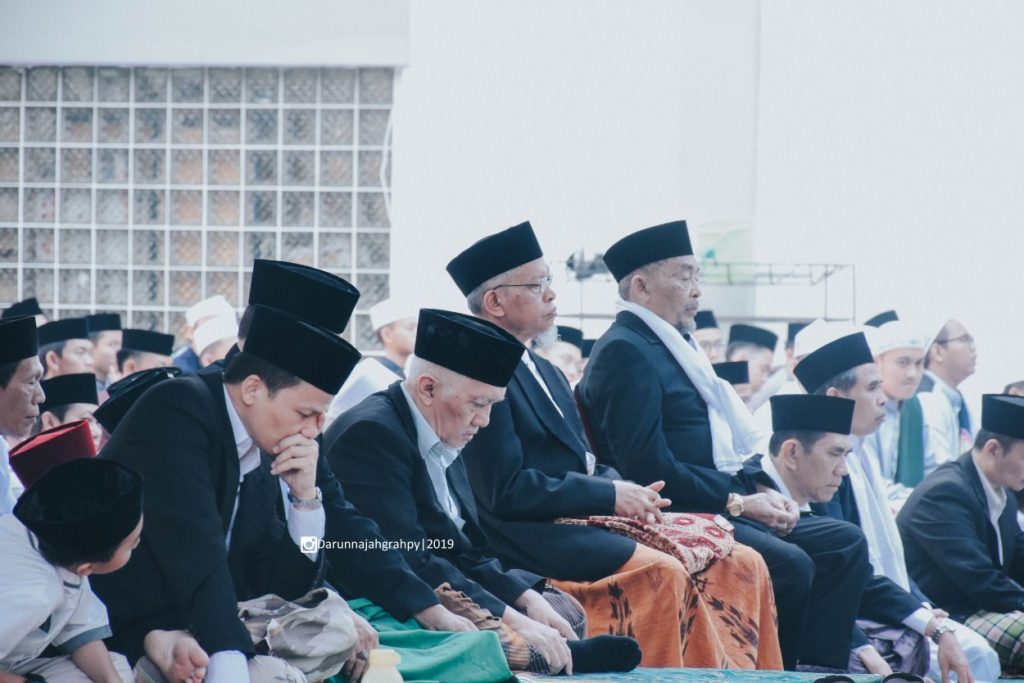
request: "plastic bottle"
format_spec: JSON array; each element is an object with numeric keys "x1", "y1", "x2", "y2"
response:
[{"x1": 361, "y1": 648, "x2": 403, "y2": 683}]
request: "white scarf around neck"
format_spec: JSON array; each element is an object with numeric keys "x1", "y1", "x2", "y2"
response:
[{"x1": 616, "y1": 298, "x2": 764, "y2": 473}]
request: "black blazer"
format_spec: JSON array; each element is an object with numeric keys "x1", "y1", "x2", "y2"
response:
[
  {"x1": 93, "y1": 371, "x2": 321, "y2": 661},
  {"x1": 898, "y1": 452, "x2": 1024, "y2": 617},
  {"x1": 578, "y1": 310, "x2": 737, "y2": 513},
  {"x1": 461, "y1": 353, "x2": 635, "y2": 580},
  {"x1": 323, "y1": 382, "x2": 543, "y2": 617}
]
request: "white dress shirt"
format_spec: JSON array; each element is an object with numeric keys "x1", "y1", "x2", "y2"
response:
[
  {"x1": 918, "y1": 371, "x2": 971, "y2": 473},
  {"x1": 0, "y1": 438, "x2": 16, "y2": 515},
  {"x1": 400, "y1": 384, "x2": 466, "y2": 530},
  {"x1": 977, "y1": 464, "x2": 1009, "y2": 564}
]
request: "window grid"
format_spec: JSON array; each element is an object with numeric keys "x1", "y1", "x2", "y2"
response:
[{"x1": 0, "y1": 66, "x2": 393, "y2": 349}]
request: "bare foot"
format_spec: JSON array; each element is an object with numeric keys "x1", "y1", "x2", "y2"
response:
[{"x1": 143, "y1": 629, "x2": 210, "y2": 683}]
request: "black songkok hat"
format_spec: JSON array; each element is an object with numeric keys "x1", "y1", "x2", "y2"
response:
[
  {"x1": 38, "y1": 318, "x2": 89, "y2": 346},
  {"x1": 787, "y1": 322, "x2": 809, "y2": 345},
  {"x1": 244, "y1": 305, "x2": 360, "y2": 394},
  {"x1": 694, "y1": 310, "x2": 718, "y2": 330},
  {"x1": 794, "y1": 332, "x2": 874, "y2": 394},
  {"x1": 446, "y1": 221, "x2": 544, "y2": 296},
  {"x1": 121, "y1": 329, "x2": 174, "y2": 356},
  {"x1": 94, "y1": 367, "x2": 181, "y2": 434},
  {"x1": 771, "y1": 394, "x2": 856, "y2": 435},
  {"x1": 713, "y1": 361, "x2": 750, "y2": 386},
  {"x1": 864, "y1": 310, "x2": 899, "y2": 328},
  {"x1": 581, "y1": 339, "x2": 596, "y2": 359},
  {"x1": 415, "y1": 309, "x2": 524, "y2": 388},
  {"x1": 14, "y1": 458, "x2": 143, "y2": 558},
  {"x1": 556, "y1": 325, "x2": 584, "y2": 350},
  {"x1": 981, "y1": 394, "x2": 1024, "y2": 440},
  {"x1": 602, "y1": 220, "x2": 694, "y2": 283},
  {"x1": 85, "y1": 313, "x2": 122, "y2": 332},
  {"x1": 0, "y1": 316, "x2": 38, "y2": 364},
  {"x1": 728, "y1": 323, "x2": 779, "y2": 352},
  {"x1": 41, "y1": 373, "x2": 99, "y2": 411},
  {"x1": 3, "y1": 297, "x2": 43, "y2": 319},
  {"x1": 249, "y1": 259, "x2": 360, "y2": 334}
]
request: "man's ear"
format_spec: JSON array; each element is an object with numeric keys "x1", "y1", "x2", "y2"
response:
[
  {"x1": 780, "y1": 439, "x2": 801, "y2": 471},
  {"x1": 825, "y1": 386, "x2": 841, "y2": 398},
  {"x1": 239, "y1": 374, "x2": 265, "y2": 406},
  {"x1": 40, "y1": 411, "x2": 60, "y2": 431},
  {"x1": 481, "y1": 289, "x2": 505, "y2": 319},
  {"x1": 44, "y1": 349, "x2": 62, "y2": 374}
]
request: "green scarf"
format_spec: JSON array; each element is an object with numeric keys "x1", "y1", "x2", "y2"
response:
[{"x1": 896, "y1": 396, "x2": 925, "y2": 487}]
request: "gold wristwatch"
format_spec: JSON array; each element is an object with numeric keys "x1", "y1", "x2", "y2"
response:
[{"x1": 726, "y1": 493, "x2": 744, "y2": 517}]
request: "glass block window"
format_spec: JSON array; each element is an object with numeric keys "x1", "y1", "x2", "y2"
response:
[{"x1": 0, "y1": 65, "x2": 393, "y2": 348}]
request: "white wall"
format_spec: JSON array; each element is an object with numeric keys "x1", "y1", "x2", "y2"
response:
[
  {"x1": 1, "y1": 0, "x2": 409, "y2": 65},
  {"x1": 390, "y1": 0, "x2": 762, "y2": 328},
  {"x1": 754, "y1": 1, "x2": 1024, "y2": 408}
]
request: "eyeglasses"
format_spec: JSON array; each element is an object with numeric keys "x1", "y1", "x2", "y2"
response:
[
  {"x1": 934, "y1": 333, "x2": 975, "y2": 347},
  {"x1": 493, "y1": 276, "x2": 553, "y2": 295},
  {"x1": 699, "y1": 340, "x2": 726, "y2": 353}
]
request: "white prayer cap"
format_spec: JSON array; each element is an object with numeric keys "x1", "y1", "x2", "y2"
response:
[
  {"x1": 185, "y1": 295, "x2": 235, "y2": 327},
  {"x1": 193, "y1": 312, "x2": 238, "y2": 354},
  {"x1": 369, "y1": 298, "x2": 418, "y2": 331},
  {"x1": 868, "y1": 320, "x2": 932, "y2": 357},
  {"x1": 793, "y1": 319, "x2": 859, "y2": 359}
]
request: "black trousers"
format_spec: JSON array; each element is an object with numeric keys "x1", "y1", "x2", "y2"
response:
[{"x1": 733, "y1": 514, "x2": 869, "y2": 670}]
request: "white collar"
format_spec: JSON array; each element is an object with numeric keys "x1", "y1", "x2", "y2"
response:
[
  {"x1": 760, "y1": 454, "x2": 810, "y2": 512},
  {"x1": 222, "y1": 385, "x2": 254, "y2": 457},
  {"x1": 925, "y1": 370, "x2": 960, "y2": 406},
  {"x1": 400, "y1": 383, "x2": 460, "y2": 467},
  {"x1": 977, "y1": 460, "x2": 1008, "y2": 516}
]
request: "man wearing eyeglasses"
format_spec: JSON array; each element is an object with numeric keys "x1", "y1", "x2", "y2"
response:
[{"x1": 917, "y1": 319, "x2": 978, "y2": 472}]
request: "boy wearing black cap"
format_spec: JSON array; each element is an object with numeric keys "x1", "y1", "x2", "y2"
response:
[
  {"x1": 38, "y1": 318, "x2": 94, "y2": 380},
  {"x1": 85, "y1": 314, "x2": 122, "y2": 392},
  {"x1": 116, "y1": 330, "x2": 174, "y2": 375},
  {"x1": 725, "y1": 323, "x2": 779, "y2": 405},
  {"x1": 693, "y1": 310, "x2": 726, "y2": 363},
  {"x1": 900, "y1": 395, "x2": 1024, "y2": 675},
  {"x1": 92, "y1": 306, "x2": 362, "y2": 683},
  {"x1": 325, "y1": 309, "x2": 642, "y2": 676},
  {"x1": 38, "y1": 374, "x2": 102, "y2": 451},
  {"x1": 1, "y1": 457, "x2": 143, "y2": 682},
  {"x1": 0, "y1": 316, "x2": 46, "y2": 514}
]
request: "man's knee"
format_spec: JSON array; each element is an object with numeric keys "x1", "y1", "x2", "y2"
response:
[{"x1": 773, "y1": 544, "x2": 815, "y2": 595}]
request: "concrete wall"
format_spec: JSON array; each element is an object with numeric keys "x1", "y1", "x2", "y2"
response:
[{"x1": 754, "y1": 1, "x2": 1024, "y2": 408}]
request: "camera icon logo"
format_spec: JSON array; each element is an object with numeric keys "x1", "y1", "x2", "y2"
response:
[{"x1": 300, "y1": 536, "x2": 320, "y2": 554}]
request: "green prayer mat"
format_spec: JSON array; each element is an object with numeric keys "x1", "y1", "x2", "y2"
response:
[{"x1": 327, "y1": 598, "x2": 513, "y2": 683}]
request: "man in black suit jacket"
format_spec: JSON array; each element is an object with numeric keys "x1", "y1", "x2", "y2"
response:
[
  {"x1": 93, "y1": 306, "x2": 361, "y2": 683},
  {"x1": 578, "y1": 220, "x2": 871, "y2": 671},
  {"x1": 899, "y1": 394, "x2": 1024, "y2": 673},
  {"x1": 324, "y1": 309, "x2": 641, "y2": 676},
  {"x1": 446, "y1": 222, "x2": 665, "y2": 583}
]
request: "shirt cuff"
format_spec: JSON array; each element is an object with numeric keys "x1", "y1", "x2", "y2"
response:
[
  {"x1": 853, "y1": 644, "x2": 875, "y2": 655},
  {"x1": 287, "y1": 504, "x2": 326, "y2": 561},
  {"x1": 903, "y1": 606, "x2": 934, "y2": 635},
  {"x1": 207, "y1": 650, "x2": 250, "y2": 683}
]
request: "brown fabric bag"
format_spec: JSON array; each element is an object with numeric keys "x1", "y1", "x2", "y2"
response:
[{"x1": 555, "y1": 512, "x2": 735, "y2": 574}]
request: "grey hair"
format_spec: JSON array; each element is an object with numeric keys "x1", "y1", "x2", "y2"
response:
[
  {"x1": 405, "y1": 354, "x2": 460, "y2": 397},
  {"x1": 466, "y1": 271, "x2": 512, "y2": 316},
  {"x1": 616, "y1": 258, "x2": 675, "y2": 301},
  {"x1": 811, "y1": 367, "x2": 860, "y2": 395}
]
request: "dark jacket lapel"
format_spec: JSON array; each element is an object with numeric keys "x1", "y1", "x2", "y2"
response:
[
  {"x1": 513, "y1": 360, "x2": 588, "y2": 463},
  {"x1": 963, "y1": 453, "x2": 1005, "y2": 567}
]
